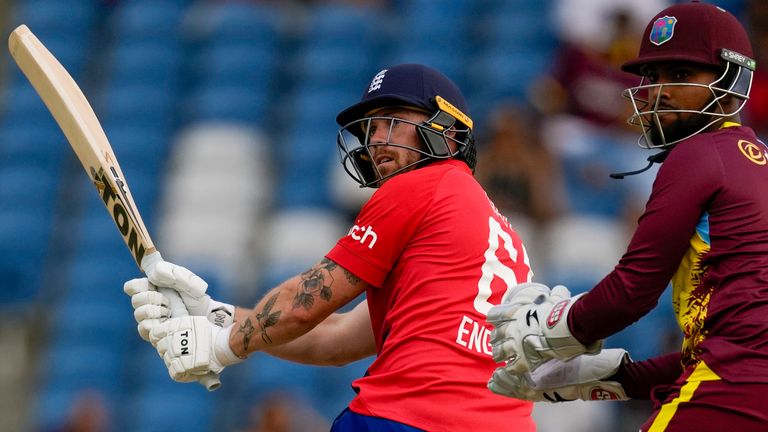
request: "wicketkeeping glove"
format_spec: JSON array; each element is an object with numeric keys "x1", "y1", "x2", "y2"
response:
[
  {"x1": 151, "y1": 316, "x2": 244, "y2": 382},
  {"x1": 487, "y1": 283, "x2": 602, "y2": 373},
  {"x1": 488, "y1": 348, "x2": 630, "y2": 402}
]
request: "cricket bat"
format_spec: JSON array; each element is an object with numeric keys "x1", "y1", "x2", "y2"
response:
[{"x1": 8, "y1": 24, "x2": 221, "y2": 390}]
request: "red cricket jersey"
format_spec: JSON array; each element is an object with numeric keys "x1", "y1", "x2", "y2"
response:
[{"x1": 326, "y1": 159, "x2": 535, "y2": 431}]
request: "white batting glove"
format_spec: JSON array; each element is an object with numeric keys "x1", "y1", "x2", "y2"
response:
[
  {"x1": 124, "y1": 278, "x2": 171, "y2": 342},
  {"x1": 487, "y1": 283, "x2": 601, "y2": 373},
  {"x1": 488, "y1": 349, "x2": 630, "y2": 402},
  {"x1": 151, "y1": 316, "x2": 244, "y2": 382},
  {"x1": 142, "y1": 259, "x2": 235, "y2": 328}
]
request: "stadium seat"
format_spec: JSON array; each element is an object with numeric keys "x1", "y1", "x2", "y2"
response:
[
  {"x1": 64, "y1": 248, "x2": 140, "y2": 298},
  {"x1": 311, "y1": 356, "x2": 373, "y2": 419},
  {"x1": 183, "y1": 1, "x2": 282, "y2": 45},
  {"x1": 190, "y1": 43, "x2": 277, "y2": 89},
  {"x1": 1, "y1": 82, "x2": 58, "y2": 120},
  {"x1": 110, "y1": 0, "x2": 188, "y2": 42},
  {"x1": 107, "y1": 41, "x2": 182, "y2": 88},
  {"x1": 260, "y1": 207, "x2": 346, "y2": 266},
  {"x1": 290, "y1": 47, "x2": 372, "y2": 92},
  {"x1": 240, "y1": 355, "x2": 322, "y2": 402},
  {"x1": 538, "y1": 214, "x2": 627, "y2": 292},
  {"x1": 124, "y1": 348, "x2": 221, "y2": 431},
  {"x1": 33, "y1": 386, "x2": 115, "y2": 431},
  {"x1": 0, "y1": 163, "x2": 60, "y2": 212},
  {"x1": 0, "y1": 209, "x2": 52, "y2": 305},
  {"x1": 304, "y1": 4, "x2": 378, "y2": 50},
  {"x1": 0, "y1": 118, "x2": 67, "y2": 168},
  {"x1": 387, "y1": 47, "x2": 466, "y2": 88},
  {"x1": 182, "y1": 83, "x2": 269, "y2": 125},
  {"x1": 126, "y1": 388, "x2": 216, "y2": 431},
  {"x1": 467, "y1": 47, "x2": 553, "y2": 102},
  {"x1": 14, "y1": 0, "x2": 97, "y2": 40},
  {"x1": 38, "y1": 342, "x2": 127, "y2": 400},
  {"x1": 101, "y1": 120, "x2": 172, "y2": 167},
  {"x1": 606, "y1": 287, "x2": 680, "y2": 361}
]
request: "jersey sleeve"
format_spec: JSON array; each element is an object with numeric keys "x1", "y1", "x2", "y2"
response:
[
  {"x1": 569, "y1": 137, "x2": 725, "y2": 342},
  {"x1": 326, "y1": 173, "x2": 435, "y2": 287},
  {"x1": 613, "y1": 351, "x2": 683, "y2": 399}
]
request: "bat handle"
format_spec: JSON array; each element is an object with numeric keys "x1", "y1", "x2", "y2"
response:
[{"x1": 141, "y1": 252, "x2": 221, "y2": 391}]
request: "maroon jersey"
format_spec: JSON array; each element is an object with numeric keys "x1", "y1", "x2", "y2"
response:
[
  {"x1": 327, "y1": 160, "x2": 534, "y2": 431},
  {"x1": 570, "y1": 124, "x2": 768, "y2": 383}
]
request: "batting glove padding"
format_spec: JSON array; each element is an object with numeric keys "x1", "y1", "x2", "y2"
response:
[
  {"x1": 488, "y1": 348, "x2": 630, "y2": 402},
  {"x1": 152, "y1": 316, "x2": 243, "y2": 382},
  {"x1": 144, "y1": 260, "x2": 235, "y2": 328},
  {"x1": 488, "y1": 284, "x2": 601, "y2": 373},
  {"x1": 124, "y1": 278, "x2": 171, "y2": 342}
]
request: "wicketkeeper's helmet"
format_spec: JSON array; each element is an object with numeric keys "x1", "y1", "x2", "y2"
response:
[{"x1": 621, "y1": 0, "x2": 756, "y2": 149}]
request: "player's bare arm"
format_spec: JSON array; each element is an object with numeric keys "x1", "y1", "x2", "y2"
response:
[
  {"x1": 230, "y1": 258, "x2": 369, "y2": 357},
  {"x1": 264, "y1": 300, "x2": 376, "y2": 366}
]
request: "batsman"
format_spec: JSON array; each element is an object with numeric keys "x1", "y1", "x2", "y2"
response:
[
  {"x1": 486, "y1": 2, "x2": 768, "y2": 431},
  {"x1": 126, "y1": 64, "x2": 539, "y2": 431}
]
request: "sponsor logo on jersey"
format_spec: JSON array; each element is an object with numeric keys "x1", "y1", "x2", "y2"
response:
[
  {"x1": 349, "y1": 224, "x2": 378, "y2": 249},
  {"x1": 737, "y1": 139, "x2": 767, "y2": 165},
  {"x1": 546, "y1": 299, "x2": 569, "y2": 328},
  {"x1": 650, "y1": 16, "x2": 677, "y2": 46},
  {"x1": 368, "y1": 69, "x2": 387, "y2": 93}
]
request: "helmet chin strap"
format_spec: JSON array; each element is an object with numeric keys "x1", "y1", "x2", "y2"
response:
[{"x1": 610, "y1": 151, "x2": 669, "y2": 179}]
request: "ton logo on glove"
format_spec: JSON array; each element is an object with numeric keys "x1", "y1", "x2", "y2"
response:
[{"x1": 179, "y1": 330, "x2": 190, "y2": 355}]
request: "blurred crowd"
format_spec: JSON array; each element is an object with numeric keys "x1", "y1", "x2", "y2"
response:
[{"x1": 0, "y1": 0, "x2": 764, "y2": 431}]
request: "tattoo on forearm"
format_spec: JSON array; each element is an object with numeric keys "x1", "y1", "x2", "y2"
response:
[
  {"x1": 294, "y1": 258, "x2": 335, "y2": 310},
  {"x1": 244, "y1": 293, "x2": 281, "y2": 345},
  {"x1": 238, "y1": 318, "x2": 256, "y2": 349}
]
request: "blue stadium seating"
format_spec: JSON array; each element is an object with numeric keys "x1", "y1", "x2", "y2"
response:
[
  {"x1": 111, "y1": 0, "x2": 188, "y2": 40},
  {"x1": 182, "y1": 83, "x2": 270, "y2": 125},
  {"x1": 190, "y1": 2, "x2": 281, "y2": 45},
  {"x1": 107, "y1": 42, "x2": 183, "y2": 89},
  {"x1": 0, "y1": 163, "x2": 60, "y2": 211},
  {"x1": 0, "y1": 209, "x2": 52, "y2": 304},
  {"x1": 303, "y1": 4, "x2": 378, "y2": 50},
  {"x1": 13, "y1": 0, "x2": 98, "y2": 39},
  {"x1": 191, "y1": 43, "x2": 278, "y2": 88},
  {"x1": 35, "y1": 342, "x2": 127, "y2": 413}
]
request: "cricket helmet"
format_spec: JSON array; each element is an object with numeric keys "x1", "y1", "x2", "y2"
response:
[
  {"x1": 621, "y1": 1, "x2": 756, "y2": 149},
  {"x1": 336, "y1": 64, "x2": 475, "y2": 188}
]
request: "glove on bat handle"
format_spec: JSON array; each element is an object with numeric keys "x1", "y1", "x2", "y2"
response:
[
  {"x1": 141, "y1": 251, "x2": 221, "y2": 391},
  {"x1": 159, "y1": 287, "x2": 222, "y2": 391}
]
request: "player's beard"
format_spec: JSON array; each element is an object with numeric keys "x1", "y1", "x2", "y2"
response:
[{"x1": 648, "y1": 101, "x2": 719, "y2": 147}]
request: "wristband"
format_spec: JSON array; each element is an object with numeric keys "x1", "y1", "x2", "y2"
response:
[{"x1": 214, "y1": 325, "x2": 246, "y2": 365}]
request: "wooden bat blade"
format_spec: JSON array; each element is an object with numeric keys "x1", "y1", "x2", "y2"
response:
[{"x1": 8, "y1": 24, "x2": 154, "y2": 267}]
